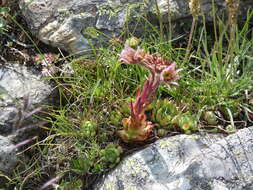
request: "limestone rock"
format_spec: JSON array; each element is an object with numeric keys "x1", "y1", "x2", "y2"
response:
[
  {"x1": 0, "y1": 63, "x2": 56, "y2": 136},
  {"x1": 19, "y1": 0, "x2": 253, "y2": 55},
  {"x1": 0, "y1": 135, "x2": 17, "y2": 174},
  {"x1": 96, "y1": 127, "x2": 253, "y2": 190}
]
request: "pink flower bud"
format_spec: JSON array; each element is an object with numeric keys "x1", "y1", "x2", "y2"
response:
[{"x1": 118, "y1": 46, "x2": 145, "y2": 65}]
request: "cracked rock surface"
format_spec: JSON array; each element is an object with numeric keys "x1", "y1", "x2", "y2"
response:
[
  {"x1": 95, "y1": 127, "x2": 253, "y2": 190},
  {"x1": 19, "y1": 0, "x2": 252, "y2": 55}
]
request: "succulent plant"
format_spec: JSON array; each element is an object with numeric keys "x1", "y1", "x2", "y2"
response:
[
  {"x1": 100, "y1": 144, "x2": 122, "y2": 168},
  {"x1": 172, "y1": 113, "x2": 198, "y2": 134},
  {"x1": 117, "y1": 46, "x2": 180, "y2": 143},
  {"x1": 109, "y1": 110, "x2": 124, "y2": 126},
  {"x1": 59, "y1": 178, "x2": 82, "y2": 190},
  {"x1": 71, "y1": 157, "x2": 91, "y2": 174},
  {"x1": 109, "y1": 99, "x2": 131, "y2": 126},
  {"x1": 92, "y1": 163, "x2": 104, "y2": 173},
  {"x1": 203, "y1": 111, "x2": 218, "y2": 125},
  {"x1": 80, "y1": 121, "x2": 97, "y2": 139},
  {"x1": 151, "y1": 99, "x2": 178, "y2": 128},
  {"x1": 98, "y1": 133, "x2": 108, "y2": 142}
]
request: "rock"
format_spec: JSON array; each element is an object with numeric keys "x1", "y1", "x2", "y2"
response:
[
  {"x1": 0, "y1": 63, "x2": 57, "y2": 175},
  {"x1": 19, "y1": 0, "x2": 253, "y2": 55},
  {"x1": 95, "y1": 127, "x2": 253, "y2": 190},
  {"x1": 0, "y1": 63, "x2": 56, "y2": 137},
  {"x1": 0, "y1": 135, "x2": 17, "y2": 174}
]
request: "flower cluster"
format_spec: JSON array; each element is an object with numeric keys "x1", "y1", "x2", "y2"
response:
[
  {"x1": 117, "y1": 46, "x2": 180, "y2": 143},
  {"x1": 119, "y1": 46, "x2": 180, "y2": 84},
  {"x1": 189, "y1": 0, "x2": 201, "y2": 18},
  {"x1": 225, "y1": 0, "x2": 239, "y2": 26}
]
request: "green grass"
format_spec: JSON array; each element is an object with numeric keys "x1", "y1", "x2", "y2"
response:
[{"x1": 1, "y1": 3, "x2": 253, "y2": 190}]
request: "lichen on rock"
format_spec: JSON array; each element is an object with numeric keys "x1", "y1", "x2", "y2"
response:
[{"x1": 20, "y1": 0, "x2": 253, "y2": 55}]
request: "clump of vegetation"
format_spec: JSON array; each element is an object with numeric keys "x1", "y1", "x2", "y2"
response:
[
  {"x1": 0, "y1": 0, "x2": 252, "y2": 190},
  {"x1": 71, "y1": 143, "x2": 122, "y2": 175},
  {"x1": 117, "y1": 46, "x2": 180, "y2": 143},
  {"x1": 203, "y1": 111, "x2": 218, "y2": 125},
  {"x1": 80, "y1": 121, "x2": 97, "y2": 139},
  {"x1": 0, "y1": 7, "x2": 10, "y2": 34},
  {"x1": 151, "y1": 99, "x2": 178, "y2": 128},
  {"x1": 172, "y1": 113, "x2": 198, "y2": 134}
]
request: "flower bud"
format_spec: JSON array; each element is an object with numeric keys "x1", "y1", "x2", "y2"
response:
[
  {"x1": 189, "y1": 0, "x2": 201, "y2": 18},
  {"x1": 125, "y1": 37, "x2": 140, "y2": 48}
]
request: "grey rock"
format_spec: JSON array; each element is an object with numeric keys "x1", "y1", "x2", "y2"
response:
[
  {"x1": 19, "y1": 0, "x2": 253, "y2": 55},
  {"x1": 0, "y1": 63, "x2": 56, "y2": 137},
  {"x1": 0, "y1": 135, "x2": 17, "y2": 174},
  {"x1": 96, "y1": 127, "x2": 253, "y2": 190}
]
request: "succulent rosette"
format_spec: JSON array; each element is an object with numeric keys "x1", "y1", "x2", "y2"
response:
[{"x1": 117, "y1": 46, "x2": 181, "y2": 143}]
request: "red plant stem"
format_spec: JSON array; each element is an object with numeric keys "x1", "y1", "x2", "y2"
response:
[{"x1": 131, "y1": 74, "x2": 161, "y2": 120}]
